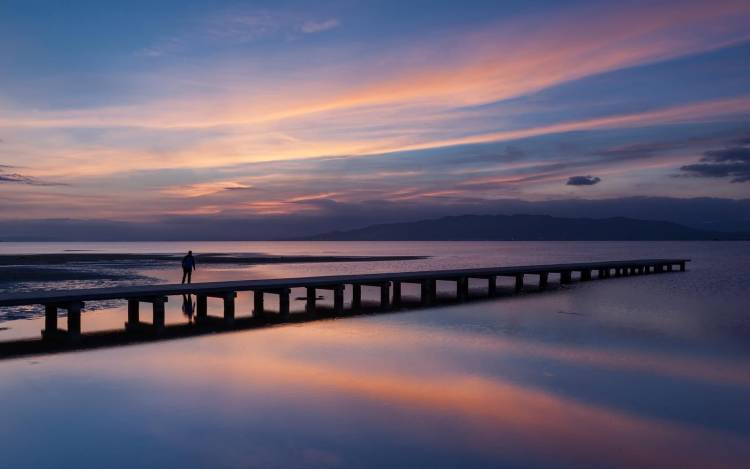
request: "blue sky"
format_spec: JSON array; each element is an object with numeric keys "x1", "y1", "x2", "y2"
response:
[{"x1": 1, "y1": 0, "x2": 749, "y2": 221}]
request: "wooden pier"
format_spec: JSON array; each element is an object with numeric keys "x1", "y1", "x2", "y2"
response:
[{"x1": 0, "y1": 258, "x2": 689, "y2": 355}]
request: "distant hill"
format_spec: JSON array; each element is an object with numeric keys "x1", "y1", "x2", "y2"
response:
[{"x1": 304, "y1": 214, "x2": 749, "y2": 241}]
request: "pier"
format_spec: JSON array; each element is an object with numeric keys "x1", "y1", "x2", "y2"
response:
[{"x1": 0, "y1": 258, "x2": 689, "y2": 357}]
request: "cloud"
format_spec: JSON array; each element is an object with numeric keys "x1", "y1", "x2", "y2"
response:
[
  {"x1": 680, "y1": 146, "x2": 750, "y2": 182},
  {"x1": 566, "y1": 175, "x2": 602, "y2": 186},
  {"x1": 300, "y1": 19, "x2": 339, "y2": 34},
  {"x1": 0, "y1": 164, "x2": 67, "y2": 186},
  {"x1": 161, "y1": 181, "x2": 254, "y2": 197},
  {"x1": 0, "y1": 170, "x2": 66, "y2": 186}
]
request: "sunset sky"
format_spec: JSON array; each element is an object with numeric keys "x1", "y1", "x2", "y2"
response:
[{"x1": 1, "y1": 0, "x2": 749, "y2": 225}]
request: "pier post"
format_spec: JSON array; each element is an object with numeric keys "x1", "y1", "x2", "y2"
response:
[
  {"x1": 152, "y1": 298, "x2": 166, "y2": 331},
  {"x1": 581, "y1": 270, "x2": 592, "y2": 281},
  {"x1": 488, "y1": 276, "x2": 497, "y2": 297},
  {"x1": 539, "y1": 272, "x2": 549, "y2": 290},
  {"x1": 352, "y1": 284, "x2": 362, "y2": 311},
  {"x1": 380, "y1": 282, "x2": 390, "y2": 309},
  {"x1": 514, "y1": 274, "x2": 524, "y2": 292},
  {"x1": 196, "y1": 294, "x2": 207, "y2": 319},
  {"x1": 127, "y1": 300, "x2": 139, "y2": 326},
  {"x1": 421, "y1": 279, "x2": 434, "y2": 305},
  {"x1": 278, "y1": 289, "x2": 290, "y2": 317},
  {"x1": 561, "y1": 271, "x2": 572, "y2": 284},
  {"x1": 222, "y1": 292, "x2": 236, "y2": 323},
  {"x1": 305, "y1": 287, "x2": 316, "y2": 314},
  {"x1": 680, "y1": 262, "x2": 686, "y2": 272},
  {"x1": 254, "y1": 291, "x2": 265, "y2": 318},
  {"x1": 656, "y1": 264, "x2": 664, "y2": 273},
  {"x1": 392, "y1": 282, "x2": 402, "y2": 308},
  {"x1": 333, "y1": 286, "x2": 344, "y2": 314},
  {"x1": 42, "y1": 304, "x2": 58, "y2": 339},
  {"x1": 667, "y1": 264, "x2": 674, "y2": 272},
  {"x1": 65, "y1": 301, "x2": 83, "y2": 339},
  {"x1": 597, "y1": 269, "x2": 605, "y2": 279},
  {"x1": 457, "y1": 277, "x2": 469, "y2": 301}
]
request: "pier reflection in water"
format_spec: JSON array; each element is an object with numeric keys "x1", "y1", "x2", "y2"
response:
[{"x1": 2, "y1": 288, "x2": 750, "y2": 468}]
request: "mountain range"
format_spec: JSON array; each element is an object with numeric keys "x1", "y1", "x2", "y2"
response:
[{"x1": 305, "y1": 214, "x2": 749, "y2": 241}]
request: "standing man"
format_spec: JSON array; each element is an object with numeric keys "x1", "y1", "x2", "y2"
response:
[{"x1": 181, "y1": 250, "x2": 196, "y2": 284}]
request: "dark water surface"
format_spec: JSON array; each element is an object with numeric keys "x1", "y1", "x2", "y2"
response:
[{"x1": 0, "y1": 241, "x2": 749, "y2": 468}]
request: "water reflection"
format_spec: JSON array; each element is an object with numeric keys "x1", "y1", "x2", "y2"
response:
[
  {"x1": 2, "y1": 313, "x2": 749, "y2": 469},
  {"x1": 182, "y1": 294, "x2": 195, "y2": 324},
  {"x1": 1, "y1": 242, "x2": 749, "y2": 468}
]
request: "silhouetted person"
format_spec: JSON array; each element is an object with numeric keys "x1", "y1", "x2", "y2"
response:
[
  {"x1": 182, "y1": 294, "x2": 195, "y2": 323},
  {"x1": 181, "y1": 250, "x2": 196, "y2": 284}
]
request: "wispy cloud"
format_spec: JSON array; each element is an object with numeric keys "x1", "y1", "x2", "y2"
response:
[
  {"x1": 161, "y1": 181, "x2": 254, "y2": 197},
  {"x1": 300, "y1": 18, "x2": 339, "y2": 34},
  {"x1": 0, "y1": 165, "x2": 67, "y2": 186}
]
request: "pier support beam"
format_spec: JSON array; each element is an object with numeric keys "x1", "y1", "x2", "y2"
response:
[
  {"x1": 127, "y1": 300, "x2": 139, "y2": 326},
  {"x1": 380, "y1": 282, "x2": 391, "y2": 309},
  {"x1": 392, "y1": 282, "x2": 402, "y2": 308},
  {"x1": 457, "y1": 277, "x2": 469, "y2": 301},
  {"x1": 278, "y1": 289, "x2": 290, "y2": 317},
  {"x1": 680, "y1": 262, "x2": 686, "y2": 272},
  {"x1": 488, "y1": 277, "x2": 497, "y2": 297},
  {"x1": 42, "y1": 304, "x2": 59, "y2": 340},
  {"x1": 351, "y1": 285, "x2": 362, "y2": 311},
  {"x1": 515, "y1": 274, "x2": 524, "y2": 292},
  {"x1": 254, "y1": 291, "x2": 265, "y2": 318},
  {"x1": 196, "y1": 294, "x2": 207, "y2": 319},
  {"x1": 421, "y1": 279, "x2": 435, "y2": 305},
  {"x1": 581, "y1": 270, "x2": 592, "y2": 281},
  {"x1": 207, "y1": 292, "x2": 235, "y2": 323},
  {"x1": 333, "y1": 286, "x2": 344, "y2": 315},
  {"x1": 65, "y1": 302, "x2": 83, "y2": 339},
  {"x1": 560, "y1": 271, "x2": 572, "y2": 284},
  {"x1": 305, "y1": 287, "x2": 316, "y2": 314},
  {"x1": 152, "y1": 298, "x2": 166, "y2": 331},
  {"x1": 538, "y1": 272, "x2": 549, "y2": 290},
  {"x1": 125, "y1": 297, "x2": 166, "y2": 333},
  {"x1": 42, "y1": 302, "x2": 84, "y2": 340}
]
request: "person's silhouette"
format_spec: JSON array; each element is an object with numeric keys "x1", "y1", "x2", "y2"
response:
[{"x1": 181, "y1": 250, "x2": 196, "y2": 284}]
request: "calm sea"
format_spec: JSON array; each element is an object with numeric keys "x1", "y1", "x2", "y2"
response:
[{"x1": 1, "y1": 241, "x2": 749, "y2": 468}]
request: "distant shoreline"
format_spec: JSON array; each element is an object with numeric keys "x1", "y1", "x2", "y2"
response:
[{"x1": 0, "y1": 252, "x2": 427, "y2": 266}]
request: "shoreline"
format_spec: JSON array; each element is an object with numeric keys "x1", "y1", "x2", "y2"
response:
[{"x1": 0, "y1": 252, "x2": 427, "y2": 266}]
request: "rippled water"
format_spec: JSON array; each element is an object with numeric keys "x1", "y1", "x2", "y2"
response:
[{"x1": 0, "y1": 241, "x2": 749, "y2": 468}]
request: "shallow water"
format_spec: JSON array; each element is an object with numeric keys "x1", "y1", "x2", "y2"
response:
[{"x1": 0, "y1": 241, "x2": 749, "y2": 468}]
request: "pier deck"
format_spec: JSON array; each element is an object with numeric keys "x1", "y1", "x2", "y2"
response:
[{"x1": 0, "y1": 258, "x2": 689, "y2": 356}]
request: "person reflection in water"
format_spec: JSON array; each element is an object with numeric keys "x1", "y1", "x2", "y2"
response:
[
  {"x1": 181, "y1": 250, "x2": 196, "y2": 284},
  {"x1": 182, "y1": 294, "x2": 195, "y2": 323}
]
